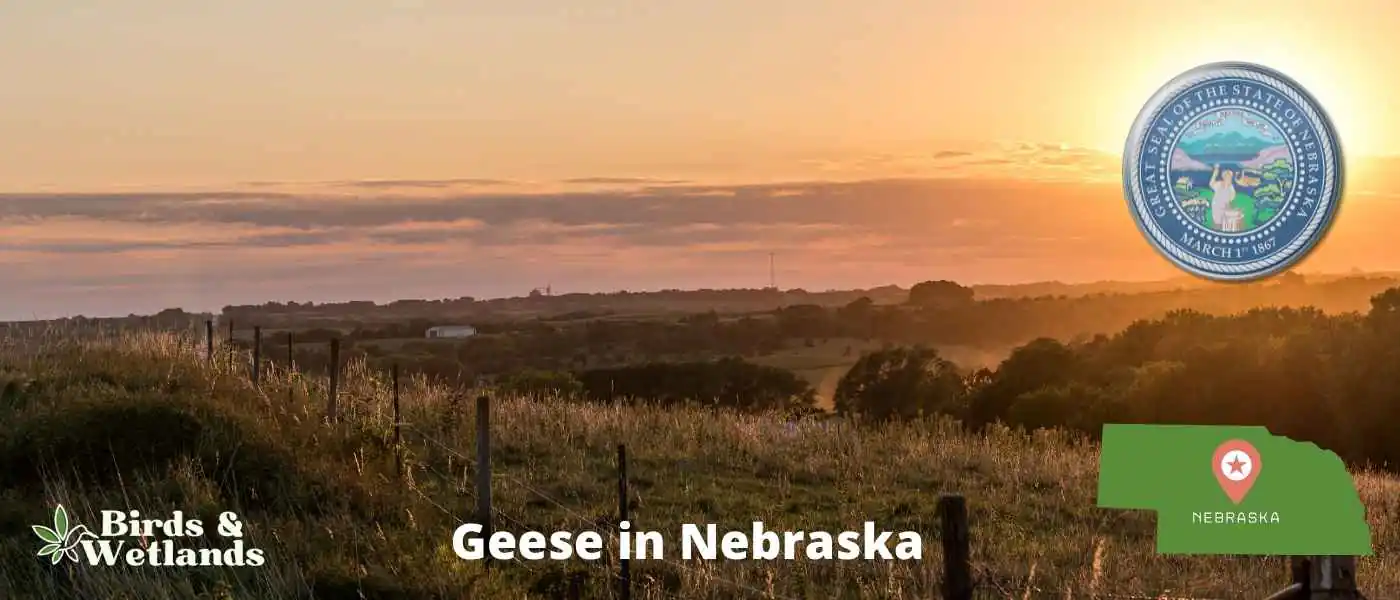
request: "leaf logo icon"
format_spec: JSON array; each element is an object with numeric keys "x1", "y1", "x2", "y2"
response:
[{"x1": 34, "y1": 505, "x2": 95, "y2": 564}]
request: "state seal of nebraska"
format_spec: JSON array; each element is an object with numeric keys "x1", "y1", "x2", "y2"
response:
[{"x1": 1123, "y1": 62, "x2": 1344, "y2": 281}]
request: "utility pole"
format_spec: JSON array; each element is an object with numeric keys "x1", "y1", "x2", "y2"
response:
[{"x1": 769, "y1": 252, "x2": 776, "y2": 290}]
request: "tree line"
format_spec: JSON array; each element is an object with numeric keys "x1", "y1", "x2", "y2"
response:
[
  {"x1": 835, "y1": 287, "x2": 1400, "y2": 470},
  {"x1": 232, "y1": 279, "x2": 1400, "y2": 470},
  {"x1": 266, "y1": 276, "x2": 1400, "y2": 383},
  {"x1": 363, "y1": 285, "x2": 1400, "y2": 471}
]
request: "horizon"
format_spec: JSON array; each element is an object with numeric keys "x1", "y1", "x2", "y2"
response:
[
  {"x1": 6, "y1": 1, "x2": 1400, "y2": 319},
  {"x1": 13, "y1": 267, "x2": 1398, "y2": 322}
]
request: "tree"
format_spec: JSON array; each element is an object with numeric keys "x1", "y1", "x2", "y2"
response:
[
  {"x1": 775, "y1": 304, "x2": 832, "y2": 339},
  {"x1": 574, "y1": 359, "x2": 816, "y2": 412},
  {"x1": 963, "y1": 367, "x2": 994, "y2": 394},
  {"x1": 1367, "y1": 287, "x2": 1400, "y2": 331},
  {"x1": 1006, "y1": 382, "x2": 1118, "y2": 434},
  {"x1": 907, "y1": 280, "x2": 975, "y2": 309},
  {"x1": 496, "y1": 369, "x2": 584, "y2": 398},
  {"x1": 1261, "y1": 158, "x2": 1293, "y2": 184},
  {"x1": 967, "y1": 338, "x2": 1079, "y2": 428},
  {"x1": 833, "y1": 346, "x2": 965, "y2": 421},
  {"x1": 1253, "y1": 183, "x2": 1283, "y2": 204},
  {"x1": 836, "y1": 297, "x2": 875, "y2": 339}
]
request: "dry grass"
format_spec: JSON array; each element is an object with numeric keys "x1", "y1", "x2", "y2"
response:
[{"x1": 0, "y1": 329, "x2": 1395, "y2": 599}]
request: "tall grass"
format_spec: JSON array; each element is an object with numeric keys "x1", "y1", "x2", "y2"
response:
[{"x1": 0, "y1": 329, "x2": 1395, "y2": 599}]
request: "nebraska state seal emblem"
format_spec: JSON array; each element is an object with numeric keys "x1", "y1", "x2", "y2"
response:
[{"x1": 1123, "y1": 62, "x2": 1343, "y2": 281}]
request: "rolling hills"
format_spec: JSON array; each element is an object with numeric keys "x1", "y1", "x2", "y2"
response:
[{"x1": 0, "y1": 331, "x2": 1396, "y2": 599}]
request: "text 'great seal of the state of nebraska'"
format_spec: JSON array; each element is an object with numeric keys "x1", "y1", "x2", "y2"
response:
[{"x1": 1123, "y1": 62, "x2": 1344, "y2": 281}]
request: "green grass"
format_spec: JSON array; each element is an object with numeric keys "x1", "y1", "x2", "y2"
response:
[{"x1": 1, "y1": 331, "x2": 1398, "y2": 599}]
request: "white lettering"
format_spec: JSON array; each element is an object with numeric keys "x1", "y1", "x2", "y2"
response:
[
  {"x1": 679, "y1": 522, "x2": 919, "y2": 561},
  {"x1": 452, "y1": 523, "x2": 606, "y2": 561}
]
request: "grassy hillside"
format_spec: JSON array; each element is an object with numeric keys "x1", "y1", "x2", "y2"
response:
[{"x1": 1, "y1": 332, "x2": 1397, "y2": 599}]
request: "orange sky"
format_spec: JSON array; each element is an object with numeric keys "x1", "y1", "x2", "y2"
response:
[
  {"x1": 1, "y1": 1, "x2": 1398, "y2": 318},
  {"x1": 2, "y1": 0, "x2": 1396, "y2": 188}
]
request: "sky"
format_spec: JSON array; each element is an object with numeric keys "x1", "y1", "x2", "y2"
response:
[{"x1": 2, "y1": 0, "x2": 1399, "y2": 319}]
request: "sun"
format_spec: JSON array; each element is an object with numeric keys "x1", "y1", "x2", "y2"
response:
[{"x1": 1089, "y1": 24, "x2": 1381, "y2": 159}]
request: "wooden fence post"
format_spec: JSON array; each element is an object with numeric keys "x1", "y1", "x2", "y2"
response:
[
  {"x1": 392, "y1": 363, "x2": 402, "y2": 477},
  {"x1": 205, "y1": 320, "x2": 213, "y2": 363},
  {"x1": 567, "y1": 572, "x2": 584, "y2": 600},
  {"x1": 252, "y1": 326, "x2": 262, "y2": 385},
  {"x1": 326, "y1": 338, "x2": 340, "y2": 423},
  {"x1": 475, "y1": 395, "x2": 492, "y2": 569},
  {"x1": 618, "y1": 443, "x2": 631, "y2": 600},
  {"x1": 1308, "y1": 555, "x2": 1361, "y2": 599},
  {"x1": 939, "y1": 494, "x2": 972, "y2": 600},
  {"x1": 1291, "y1": 556, "x2": 1310, "y2": 585},
  {"x1": 286, "y1": 332, "x2": 295, "y2": 404},
  {"x1": 1266, "y1": 557, "x2": 1311, "y2": 600}
]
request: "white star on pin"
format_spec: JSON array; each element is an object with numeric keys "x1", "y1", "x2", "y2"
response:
[{"x1": 1220, "y1": 450, "x2": 1252, "y2": 481}]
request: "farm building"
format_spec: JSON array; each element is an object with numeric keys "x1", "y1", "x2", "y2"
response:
[{"x1": 425, "y1": 325, "x2": 477, "y2": 339}]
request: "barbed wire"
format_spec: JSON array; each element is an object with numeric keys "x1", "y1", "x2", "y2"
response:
[
  {"x1": 146, "y1": 345, "x2": 1331, "y2": 600},
  {"x1": 403, "y1": 473, "x2": 550, "y2": 577},
  {"x1": 401, "y1": 425, "x2": 705, "y2": 600},
  {"x1": 402, "y1": 422, "x2": 805, "y2": 600},
  {"x1": 398, "y1": 420, "x2": 1294, "y2": 600}
]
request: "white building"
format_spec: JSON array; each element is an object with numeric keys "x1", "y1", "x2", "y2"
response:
[{"x1": 425, "y1": 325, "x2": 477, "y2": 339}]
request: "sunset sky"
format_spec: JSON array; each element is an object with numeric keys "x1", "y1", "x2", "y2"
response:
[{"x1": 2, "y1": 0, "x2": 1399, "y2": 319}]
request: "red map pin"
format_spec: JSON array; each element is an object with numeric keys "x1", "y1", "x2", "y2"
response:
[{"x1": 1213, "y1": 439, "x2": 1261, "y2": 504}]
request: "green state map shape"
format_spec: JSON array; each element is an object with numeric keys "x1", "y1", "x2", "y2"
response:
[{"x1": 1097, "y1": 424, "x2": 1372, "y2": 555}]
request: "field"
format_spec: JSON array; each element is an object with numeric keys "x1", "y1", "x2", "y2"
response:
[
  {"x1": 747, "y1": 339, "x2": 878, "y2": 409},
  {"x1": 1, "y1": 331, "x2": 1397, "y2": 599}
]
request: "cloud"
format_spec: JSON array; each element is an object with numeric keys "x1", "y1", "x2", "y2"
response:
[
  {"x1": 0, "y1": 176, "x2": 1160, "y2": 318},
  {"x1": 561, "y1": 177, "x2": 691, "y2": 185},
  {"x1": 6, "y1": 151, "x2": 1400, "y2": 319},
  {"x1": 783, "y1": 142, "x2": 1121, "y2": 182},
  {"x1": 238, "y1": 178, "x2": 517, "y2": 189},
  {"x1": 330, "y1": 178, "x2": 517, "y2": 189}
]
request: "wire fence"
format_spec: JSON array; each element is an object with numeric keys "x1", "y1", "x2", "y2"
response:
[{"x1": 194, "y1": 324, "x2": 1368, "y2": 599}]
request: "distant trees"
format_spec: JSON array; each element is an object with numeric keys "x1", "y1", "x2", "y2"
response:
[
  {"x1": 836, "y1": 297, "x2": 875, "y2": 340},
  {"x1": 775, "y1": 304, "x2": 835, "y2": 339},
  {"x1": 495, "y1": 369, "x2": 584, "y2": 397},
  {"x1": 833, "y1": 346, "x2": 966, "y2": 421},
  {"x1": 966, "y1": 338, "x2": 1080, "y2": 429},
  {"x1": 821, "y1": 289, "x2": 1400, "y2": 471},
  {"x1": 1367, "y1": 287, "x2": 1400, "y2": 326},
  {"x1": 296, "y1": 328, "x2": 344, "y2": 344},
  {"x1": 806, "y1": 285, "x2": 1400, "y2": 471},
  {"x1": 230, "y1": 276, "x2": 1400, "y2": 470},
  {"x1": 245, "y1": 275, "x2": 1400, "y2": 378},
  {"x1": 907, "y1": 280, "x2": 975, "y2": 309},
  {"x1": 575, "y1": 358, "x2": 816, "y2": 412},
  {"x1": 1003, "y1": 381, "x2": 1118, "y2": 433},
  {"x1": 217, "y1": 287, "x2": 911, "y2": 328}
]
